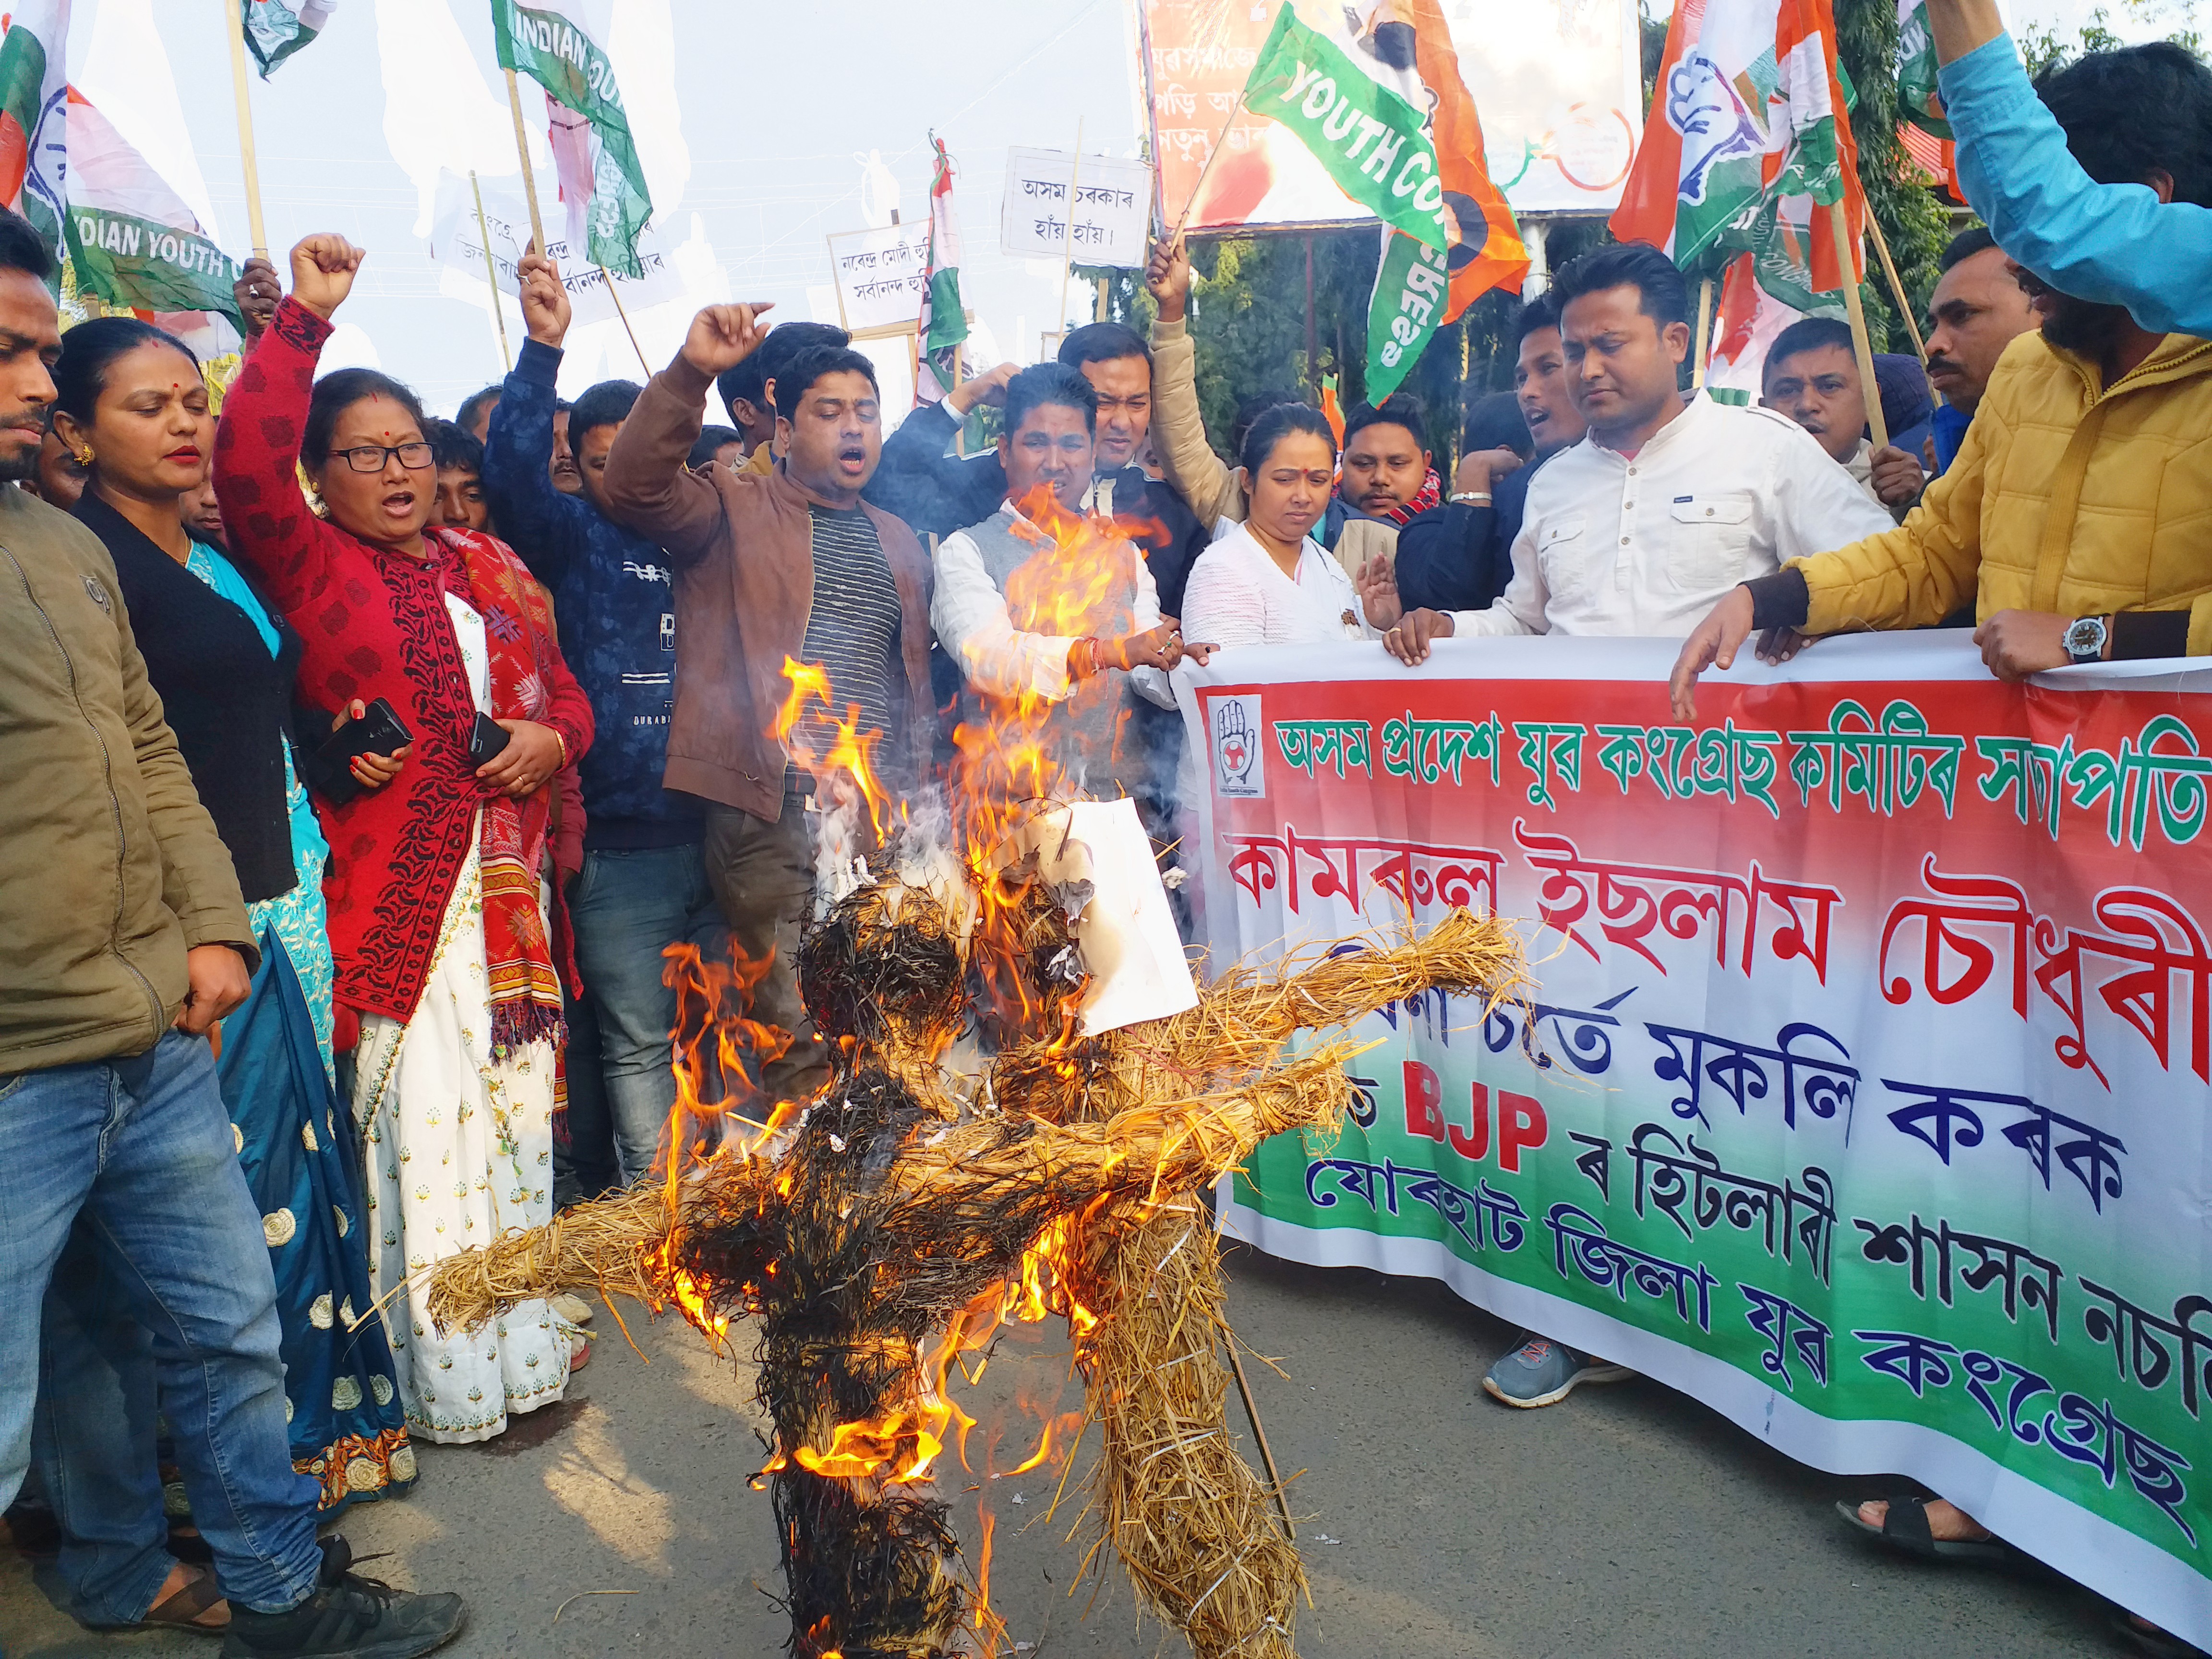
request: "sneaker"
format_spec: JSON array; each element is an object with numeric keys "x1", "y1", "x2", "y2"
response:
[
  {"x1": 1481, "y1": 1333, "x2": 1634, "y2": 1408},
  {"x1": 221, "y1": 1536, "x2": 464, "y2": 1659}
]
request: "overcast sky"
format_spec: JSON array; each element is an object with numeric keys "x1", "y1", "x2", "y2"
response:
[{"x1": 98, "y1": 0, "x2": 2191, "y2": 418}]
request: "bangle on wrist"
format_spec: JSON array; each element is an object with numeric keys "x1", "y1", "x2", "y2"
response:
[{"x1": 552, "y1": 728, "x2": 569, "y2": 769}]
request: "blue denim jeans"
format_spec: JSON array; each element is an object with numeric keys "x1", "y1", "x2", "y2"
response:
[
  {"x1": 567, "y1": 843, "x2": 729, "y2": 1185},
  {"x1": 0, "y1": 1034, "x2": 324, "y2": 1617}
]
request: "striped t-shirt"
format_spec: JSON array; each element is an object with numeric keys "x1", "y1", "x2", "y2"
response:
[{"x1": 791, "y1": 505, "x2": 902, "y2": 792}]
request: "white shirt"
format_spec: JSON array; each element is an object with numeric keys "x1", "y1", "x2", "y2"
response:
[
  {"x1": 1180, "y1": 520, "x2": 1378, "y2": 650},
  {"x1": 1453, "y1": 392, "x2": 1898, "y2": 638},
  {"x1": 931, "y1": 502, "x2": 1174, "y2": 709}
]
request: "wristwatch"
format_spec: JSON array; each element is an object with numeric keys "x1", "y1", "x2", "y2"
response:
[{"x1": 2063, "y1": 614, "x2": 2109, "y2": 665}]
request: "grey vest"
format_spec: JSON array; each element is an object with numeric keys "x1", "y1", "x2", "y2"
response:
[{"x1": 962, "y1": 508, "x2": 1149, "y2": 803}]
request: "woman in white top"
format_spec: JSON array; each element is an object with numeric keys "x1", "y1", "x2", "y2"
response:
[{"x1": 1180, "y1": 404, "x2": 1388, "y2": 649}]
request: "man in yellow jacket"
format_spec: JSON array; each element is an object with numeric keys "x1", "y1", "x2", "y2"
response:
[{"x1": 1670, "y1": 42, "x2": 2212, "y2": 720}]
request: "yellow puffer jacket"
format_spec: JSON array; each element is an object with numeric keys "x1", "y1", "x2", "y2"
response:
[{"x1": 1792, "y1": 329, "x2": 2212, "y2": 654}]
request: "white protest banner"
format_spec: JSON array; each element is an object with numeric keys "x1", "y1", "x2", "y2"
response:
[
  {"x1": 429, "y1": 169, "x2": 681, "y2": 329},
  {"x1": 998, "y1": 147, "x2": 1154, "y2": 266},
  {"x1": 825, "y1": 219, "x2": 932, "y2": 334}
]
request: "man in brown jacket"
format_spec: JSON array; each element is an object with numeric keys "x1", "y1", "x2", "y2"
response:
[
  {"x1": 602, "y1": 306, "x2": 935, "y2": 1108},
  {"x1": 0, "y1": 208, "x2": 465, "y2": 1654}
]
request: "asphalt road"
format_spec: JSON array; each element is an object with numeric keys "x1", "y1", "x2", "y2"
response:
[{"x1": 1, "y1": 1245, "x2": 2132, "y2": 1658}]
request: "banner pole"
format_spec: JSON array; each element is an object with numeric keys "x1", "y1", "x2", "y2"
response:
[
  {"x1": 1829, "y1": 198, "x2": 1890, "y2": 449},
  {"x1": 1864, "y1": 209, "x2": 1931, "y2": 368},
  {"x1": 222, "y1": 0, "x2": 269, "y2": 259},
  {"x1": 470, "y1": 170, "x2": 512, "y2": 372},
  {"x1": 1057, "y1": 120, "x2": 1085, "y2": 337},
  {"x1": 598, "y1": 265, "x2": 651, "y2": 375},
  {"x1": 503, "y1": 67, "x2": 547, "y2": 255},
  {"x1": 1691, "y1": 276, "x2": 1713, "y2": 389}
]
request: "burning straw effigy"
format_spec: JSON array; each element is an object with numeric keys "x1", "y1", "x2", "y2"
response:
[{"x1": 426, "y1": 836, "x2": 1523, "y2": 1659}]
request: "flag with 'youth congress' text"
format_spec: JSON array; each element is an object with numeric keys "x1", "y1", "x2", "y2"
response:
[
  {"x1": 241, "y1": 0, "x2": 338, "y2": 76},
  {"x1": 914, "y1": 134, "x2": 967, "y2": 408},
  {"x1": 493, "y1": 0, "x2": 650, "y2": 276},
  {"x1": 1366, "y1": 0, "x2": 1527, "y2": 400},
  {"x1": 1611, "y1": 0, "x2": 1867, "y2": 304},
  {"x1": 63, "y1": 91, "x2": 242, "y2": 332},
  {"x1": 0, "y1": 1, "x2": 71, "y2": 266},
  {"x1": 1239, "y1": 0, "x2": 1524, "y2": 401}
]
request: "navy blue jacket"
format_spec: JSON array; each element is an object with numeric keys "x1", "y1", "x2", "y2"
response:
[
  {"x1": 1390, "y1": 458, "x2": 1544, "y2": 613},
  {"x1": 482, "y1": 339, "x2": 701, "y2": 848},
  {"x1": 866, "y1": 398, "x2": 1214, "y2": 616}
]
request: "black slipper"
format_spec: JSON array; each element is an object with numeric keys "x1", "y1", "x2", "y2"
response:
[{"x1": 1834, "y1": 1496, "x2": 2013, "y2": 1563}]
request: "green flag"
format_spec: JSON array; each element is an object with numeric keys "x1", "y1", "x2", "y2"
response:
[
  {"x1": 493, "y1": 0, "x2": 652, "y2": 277},
  {"x1": 63, "y1": 94, "x2": 242, "y2": 329},
  {"x1": 241, "y1": 0, "x2": 339, "y2": 77},
  {"x1": 1239, "y1": 2, "x2": 1450, "y2": 254}
]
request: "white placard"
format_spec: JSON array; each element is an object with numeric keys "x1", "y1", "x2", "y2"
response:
[
  {"x1": 1000, "y1": 148, "x2": 1155, "y2": 267},
  {"x1": 825, "y1": 221, "x2": 934, "y2": 334},
  {"x1": 429, "y1": 170, "x2": 684, "y2": 330}
]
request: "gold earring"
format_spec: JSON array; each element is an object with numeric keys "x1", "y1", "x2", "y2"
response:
[{"x1": 74, "y1": 446, "x2": 93, "y2": 466}]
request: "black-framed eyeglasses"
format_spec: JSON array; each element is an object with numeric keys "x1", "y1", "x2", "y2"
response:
[{"x1": 333, "y1": 441, "x2": 434, "y2": 473}]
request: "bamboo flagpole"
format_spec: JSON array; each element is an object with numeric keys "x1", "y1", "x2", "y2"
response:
[
  {"x1": 470, "y1": 171, "x2": 512, "y2": 371},
  {"x1": 1057, "y1": 120, "x2": 1085, "y2": 338},
  {"x1": 1828, "y1": 198, "x2": 1889, "y2": 449},
  {"x1": 503, "y1": 67, "x2": 548, "y2": 256},
  {"x1": 1864, "y1": 210, "x2": 1931, "y2": 366},
  {"x1": 1691, "y1": 276, "x2": 1713, "y2": 388},
  {"x1": 221, "y1": 0, "x2": 269, "y2": 259},
  {"x1": 598, "y1": 265, "x2": 651, "y2": 374}
]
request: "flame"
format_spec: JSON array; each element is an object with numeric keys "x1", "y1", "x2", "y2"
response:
[
  {"x1": 776, "y1": 655, "x2": 893, "y2": 846},
  {"x1": 643, "y1": 941, "x2": 802, "y2": 1349}
]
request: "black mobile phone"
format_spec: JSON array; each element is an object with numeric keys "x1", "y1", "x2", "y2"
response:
[
  {"x1": 314, "y1": 697, "x2": 411, "y2": 770},
  {"x1": 467, "y1": 711, "x2": 513, "y2": 768}
]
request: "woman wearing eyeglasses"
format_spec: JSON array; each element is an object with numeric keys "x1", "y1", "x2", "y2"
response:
[{"x1": 215, "y1": 234, "x2": 595, "y2": 1446}]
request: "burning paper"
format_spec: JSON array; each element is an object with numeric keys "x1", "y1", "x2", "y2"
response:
[{"x1": 988, "y1": 799, "x2": 1196, "y2": 1035}]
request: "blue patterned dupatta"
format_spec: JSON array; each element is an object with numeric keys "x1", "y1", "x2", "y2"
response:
[{"x1": 218, "y1": 929, "x2": 418, "y2": 1512}]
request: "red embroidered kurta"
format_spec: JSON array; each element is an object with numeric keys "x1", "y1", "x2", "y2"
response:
[{"x1": 214, "y1": 297, "x2": 594, "y2": 1030}]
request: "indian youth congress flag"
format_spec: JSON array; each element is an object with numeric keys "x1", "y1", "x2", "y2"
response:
[
  {"x1": 0, "y1": 0, "x2": 72, "y2": 259},
  {"x1": 241, "y1": 0, "x2": 338, "y2": 76},
  {"x1": 1611, "y1": 0, "x2": 1867, "y2": 302},
  {"x1": 915, "y1": 135, "x2": 967, "y2": 407},
  {"x1": 64, "y1": 93, "x2": 241, "y2": 329},
  {"x1": 1241, "y1": 0, "x2": 1524, "y2": 398},
  {"x1": 493, "y1": 0, "x2": 651, "y2": 277}
]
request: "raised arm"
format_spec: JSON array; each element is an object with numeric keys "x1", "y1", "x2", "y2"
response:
[
  {"x1": 601, "y1": 303, "x2": 770, "y2": 565},
  {"x1": 481, "y1": 251, "x2": 591, "y2": 586},
  {"x1": 211, "y1": 236, "x2": 363, "y2": 616},
  {"x1": 865, "y1": 362, "x2": 1014, "y2": 540},
  {"x1": 1936, "y1": 34, "x2": 2212, "y2": 338},
  {"x1": 1145, "y1": 238, "x2": 1243, "y2": 529}
]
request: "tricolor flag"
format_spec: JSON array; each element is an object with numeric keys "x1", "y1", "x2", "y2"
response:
[
  {"x1": 1895, "y1": 0, "x2": 1948, "y2": 139},
  {"x1": 1611, "y1": 0, "x2": 1868, "y2": 307},
  {"x1": 492, "y1": 0, "x2": 651, "y2": 276},
  {"x1": 914, "y1": 134, "x2": 967, "y2": 407},
  {"x1": 0, "y1": 1, "x2": 71, "y2": 263},
  {"x1": 63, "y1": 90, "x2": 242, "y2": 341},
  {"x1": 1240, "y1": 0, "x2": 1525, "y2": 400},
  {"x1": 242, "y1": 0, "x2": 339, "y2": 77}
]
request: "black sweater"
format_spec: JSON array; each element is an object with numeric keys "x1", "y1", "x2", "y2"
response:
[{"x1": 78, "y1": 493, "x2": 311, "y2": 904}]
